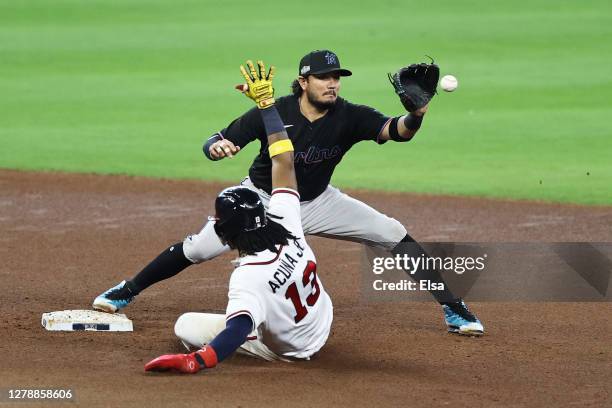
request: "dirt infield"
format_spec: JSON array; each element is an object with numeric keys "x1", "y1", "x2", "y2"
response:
[{"x1": 1, "y1": 169, "x2": 610, "y2": 407}]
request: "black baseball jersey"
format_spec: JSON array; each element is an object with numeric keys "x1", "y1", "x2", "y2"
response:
[{"x1": 218, "y1": 95, "x2": 390, "y2": 201}]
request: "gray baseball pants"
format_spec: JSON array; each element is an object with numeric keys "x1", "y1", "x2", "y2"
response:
[{"x1": 183, "y1": 177, "x2": 407, "y2": 263}]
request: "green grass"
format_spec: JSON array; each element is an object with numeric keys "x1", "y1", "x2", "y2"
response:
[{"x1": 1, "y1": 0, "x2": 611, "y2": 205}]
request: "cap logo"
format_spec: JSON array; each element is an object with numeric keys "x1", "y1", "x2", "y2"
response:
[
  {"x1": 324, "y1": 52, "x2": 337, "y2": 65},
  {"x1": 300, "y1": 65, "x2": 310, "y2": 75}
]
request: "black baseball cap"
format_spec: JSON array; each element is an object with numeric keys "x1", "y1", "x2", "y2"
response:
[{"x1": 298, "y1": 50, "x2": 352, "y2": 77}]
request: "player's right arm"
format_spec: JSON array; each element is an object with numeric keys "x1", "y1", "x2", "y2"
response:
[
  {"x1": 202, "y1": 104, "x2": 265, "y2": 161},
  {"x1": 238, "y1": 60, "x2": 297, "y2": 191}
]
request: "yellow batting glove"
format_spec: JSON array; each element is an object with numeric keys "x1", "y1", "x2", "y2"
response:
[{"x1": 239, "y1": 60, "x2": 276, "y2": 109}]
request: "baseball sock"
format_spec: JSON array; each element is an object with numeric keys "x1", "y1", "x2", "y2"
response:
[
  {"x1": 128, "y1": 242, "x2": 193, "y2": 294},
  {"x1": 392, "y1": 234, "x2": 460, "y2": 304}
]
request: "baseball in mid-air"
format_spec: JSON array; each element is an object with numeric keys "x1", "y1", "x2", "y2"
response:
[{"x1": 440, "y1": 75, "x2": 458, "y2": 92}]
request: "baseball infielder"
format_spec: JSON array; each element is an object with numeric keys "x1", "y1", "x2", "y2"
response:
[
  {"x1": 94, "y1": 50, "x2": 483, "y2": 336},
  {"x1": 144, "y1": 60, "x2": 332, "y2": 372}
]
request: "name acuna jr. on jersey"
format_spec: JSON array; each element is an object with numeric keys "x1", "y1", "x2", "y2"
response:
[{"x1": 268, "y1": 239, "x2": 306, "y2": 294}]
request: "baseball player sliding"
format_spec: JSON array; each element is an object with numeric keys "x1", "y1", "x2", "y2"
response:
[
  {"x1": 144, "y1": 60, "x2": 332, "y2": 372},
  {"x1": 94, "y1": 50, "x2": 483, "y2": 336}
]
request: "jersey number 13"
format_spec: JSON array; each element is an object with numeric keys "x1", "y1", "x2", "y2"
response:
[{"x1": 284, "y1": 261, "x2": 320, "y2": 323}]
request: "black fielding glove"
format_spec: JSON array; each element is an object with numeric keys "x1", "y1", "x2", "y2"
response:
[{"x1": 388, "y1": 60, "x2": 440, "y2": 112}]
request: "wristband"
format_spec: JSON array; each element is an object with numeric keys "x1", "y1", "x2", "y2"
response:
[
  {"x1": 388, "y1": 116, "x2": 414, "y2": 143},
  {"x1": 268, "y1": 139, "x2": 294, "y2": 157},
  {"x1": 388, "y1": 117, "x2": 402, "y2": 141},
  {"x1": 257, "y1": 97, "x2": 275, "y2": 109},
  {"x1": 404, "y1": 113, "x2": 424, "y2": 131}
]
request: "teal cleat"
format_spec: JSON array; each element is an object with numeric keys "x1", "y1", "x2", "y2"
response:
[
  {"x1": 92, "y1": 280, "x2": 136, "y2": 313},
  {"x1": 442, "y1": 300, "x2": 484, "y2": 336}
]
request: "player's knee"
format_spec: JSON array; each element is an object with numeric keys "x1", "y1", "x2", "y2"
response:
[
  {"x1": 389, "y1": 218, "x2": 408, "y2": 244},
  {"x1": 373, "y1": 217, "x2": 407, "y2": 249},
  {"x1": 174, "y1": 313, "x2": 200, "y2": 345},
  {"x1": 173, "y1": 313, "x2": 190, "y2": 339},
  {"x1": 182, "y1": 221, "x2": 228, "y2": 263},
  {"x1": 182, "y1": 234, "x2": 204, "y2": 263}
]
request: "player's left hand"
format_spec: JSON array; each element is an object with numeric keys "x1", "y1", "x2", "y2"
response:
[
  {"x1": 237, "y1": 60, "x2": 276, "y2": 109},
  {"x1": 144, "y1": 353, "x2": 200, "y2": 374},
  {"x1": 388, "y1": 60, "x2": 439, "y2": 112}
]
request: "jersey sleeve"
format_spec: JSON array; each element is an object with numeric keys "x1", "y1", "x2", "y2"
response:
[
  {"x1": 267, "y1": 188, "x2": 303, "y2": 238},
  {"x1": 219, "y1": 106, "x2": 266, "y2": 148},
  {"x1": 226, "y1": 270, "x2": 266, "y2": 332},
  {"x1": 348, "y1": 102, "x2": 391, "y2": 145}
]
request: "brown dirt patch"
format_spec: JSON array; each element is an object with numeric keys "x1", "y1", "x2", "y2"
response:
[{"x1": 1, "y1": 169, "x2": 610, "y2": 407}]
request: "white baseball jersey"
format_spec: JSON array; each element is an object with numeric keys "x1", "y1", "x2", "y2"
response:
[{"x1": 225, "y1": 188, "x2": 333, "y2": 359}]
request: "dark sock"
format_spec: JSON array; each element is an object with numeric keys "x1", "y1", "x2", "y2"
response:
[
  {"x1": 392, "y1": 233, "x2": 460, "y2": 304},
  {"x1": 129, "y1": 242, "x2": 193, "y2": 294},
  {"x1": 209, "y1": 314, "x2": 253, "y2": 362}
]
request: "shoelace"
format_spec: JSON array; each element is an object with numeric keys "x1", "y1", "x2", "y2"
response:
[
  {"x1": 446, "y1": 302, "x2": 477, "y2": 322},
  {"x1": 106, "y1": 285, "x2": 134, "y2": 301}
]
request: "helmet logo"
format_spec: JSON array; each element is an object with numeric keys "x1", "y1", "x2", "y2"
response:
[{"x1": 325, "y1": 52, "x2": 337, "y2": 65}]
